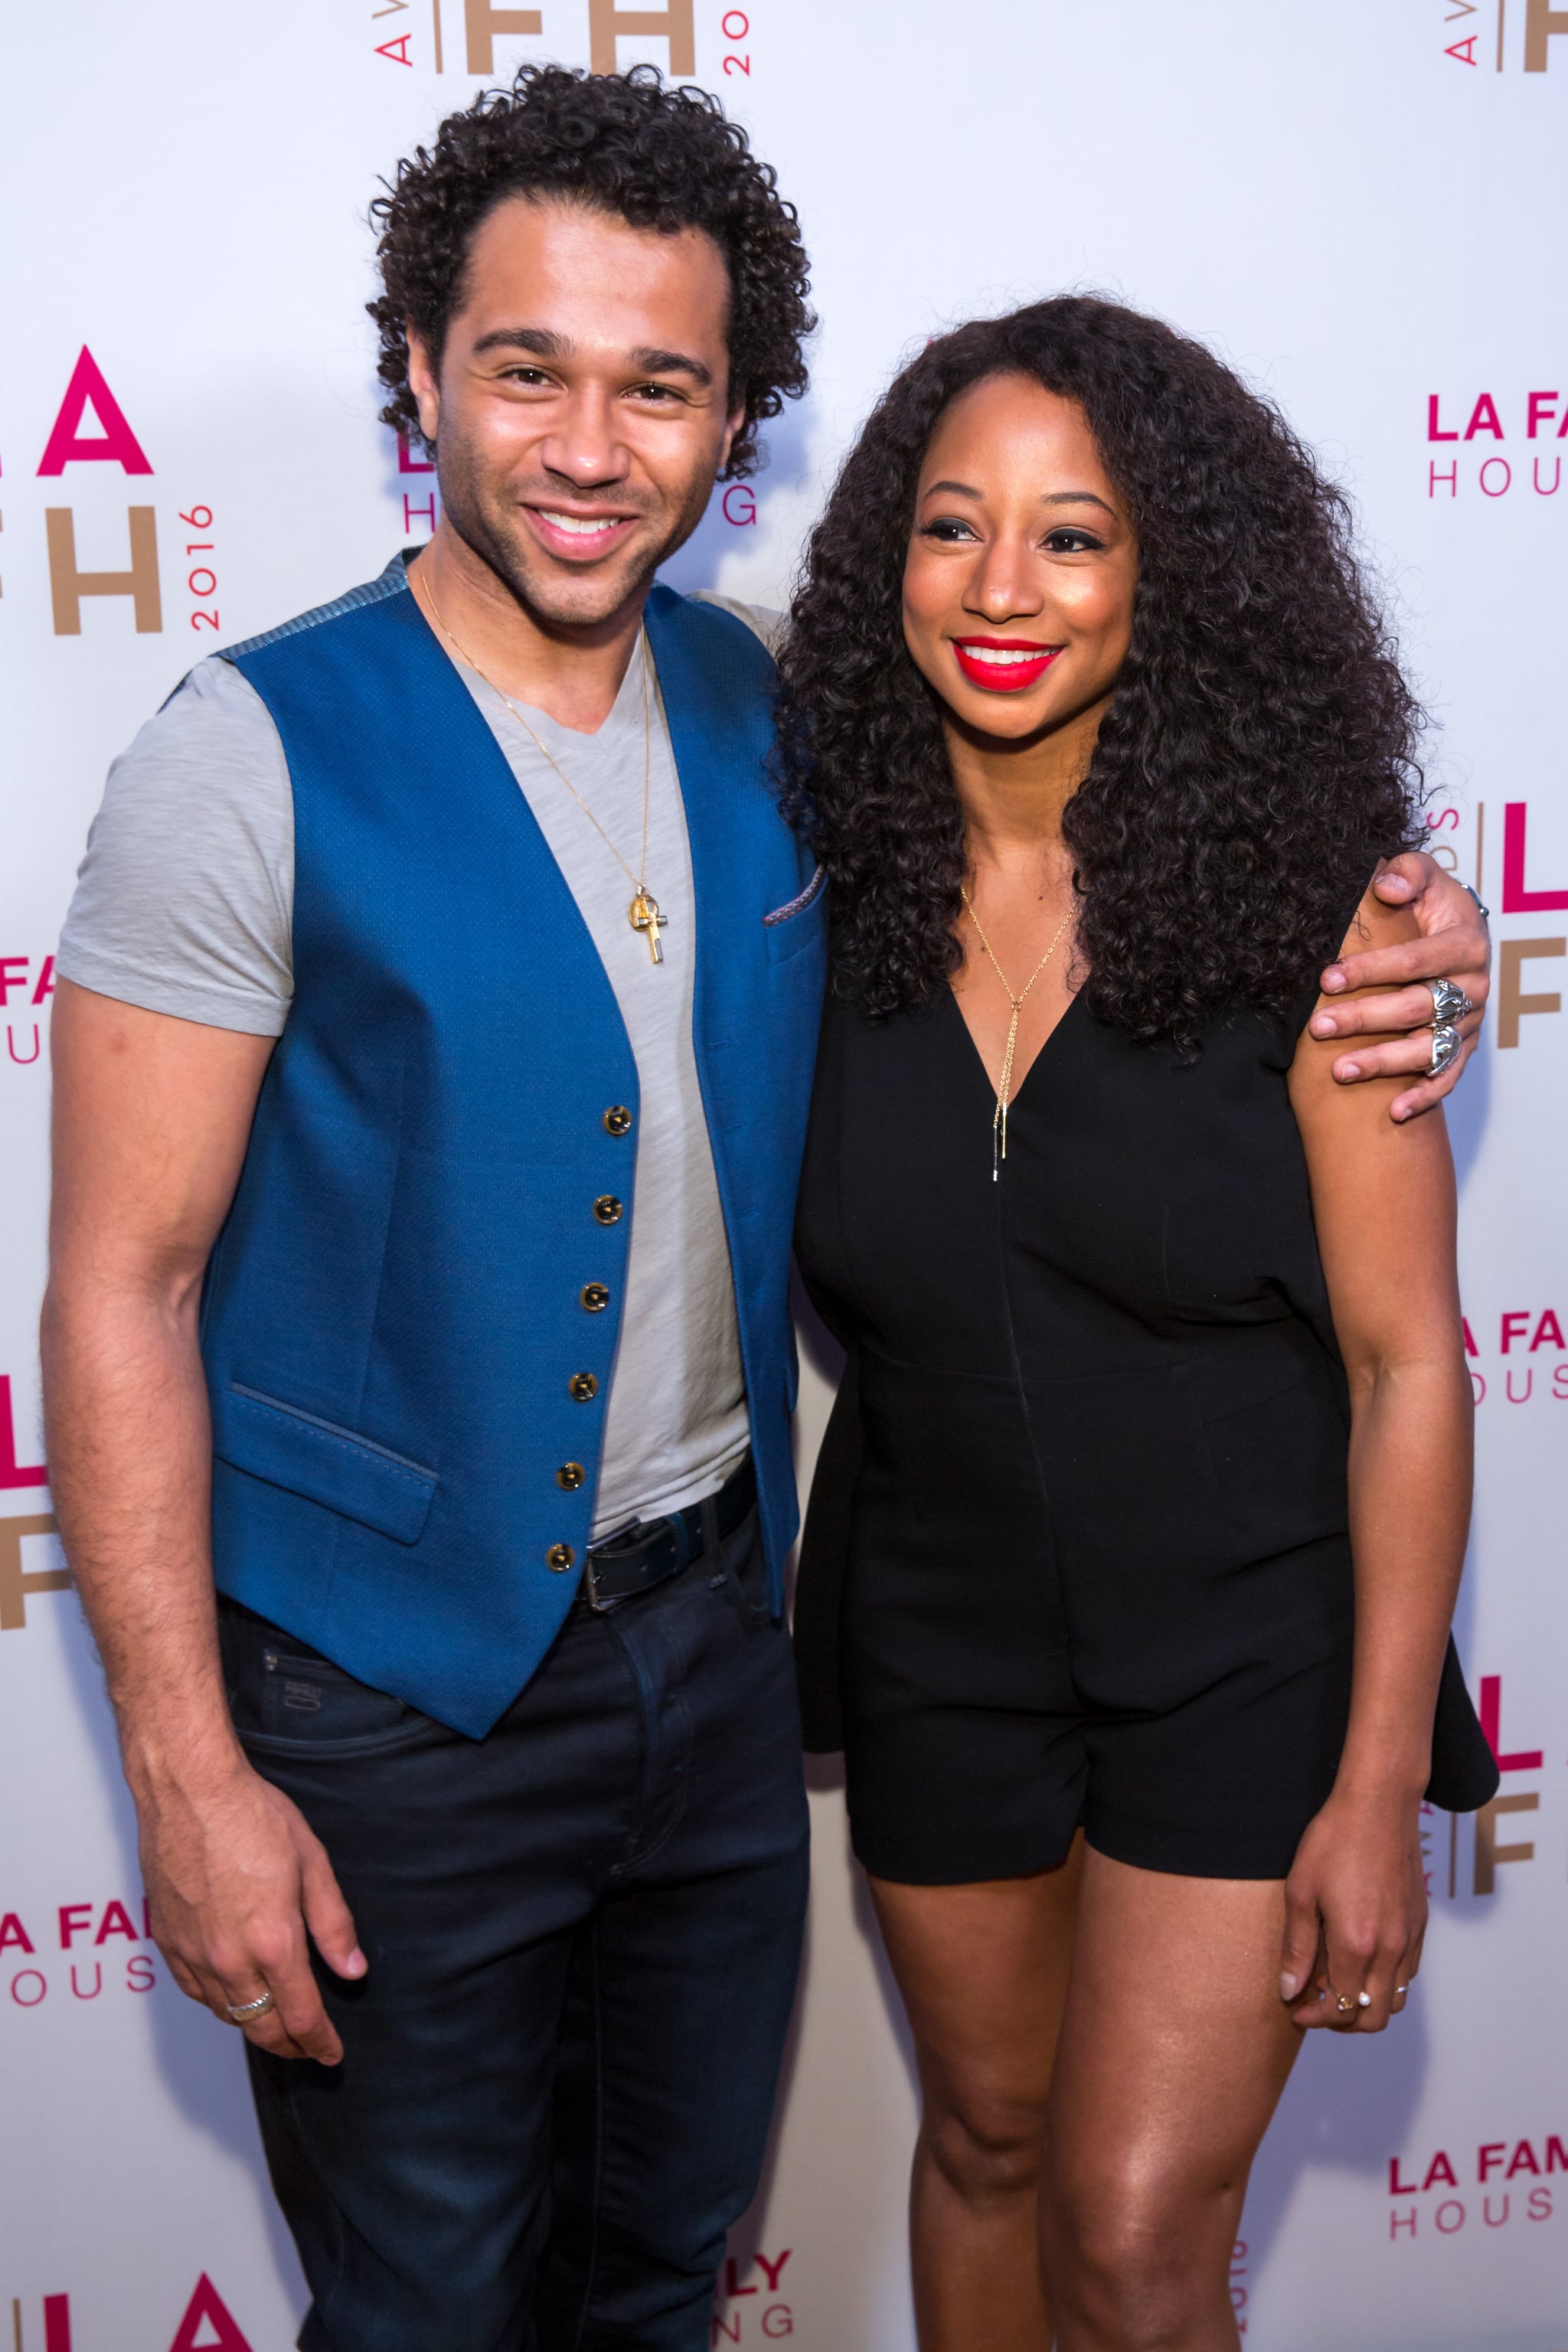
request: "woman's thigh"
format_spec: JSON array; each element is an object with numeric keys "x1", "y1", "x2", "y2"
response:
[
  {"x1": 1042, "y1": 1847, "x2": 1303, "y2": 2305},
  {"x1": 871, "y1": 1838, "x2": 1085, "y2": 2148}
]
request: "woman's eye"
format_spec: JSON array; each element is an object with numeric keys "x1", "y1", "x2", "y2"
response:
[
  {"x1": 920, "y1": 518, "x2": 979, "y2": 542},
  {"x1": 1043, "y1": 528, "x2": 1102, "y2": 554}
]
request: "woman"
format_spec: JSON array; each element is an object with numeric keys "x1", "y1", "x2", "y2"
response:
[{"x1": 778, "y1": 299, "x2": 1495, "y2": 2352}]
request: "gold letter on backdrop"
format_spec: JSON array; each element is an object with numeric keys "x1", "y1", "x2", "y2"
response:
[
  {"x1": 463, "y1": 0, "x2": 542, "y2": 72},
  {"x1": 45, "y1": 507, "x2": 162, "y2": 635},
  {"x1": 0, "y1": 1516, "x2": 67, "y2": 1633},
  {"x1": 1525, "y1": 0, "x2": 1568, "y2": 68},
  {"x1": 588, "y1": 0, "x2": 695, "y2": 74},
  {"x1": 1497, "y1": 938, "x2": 1566, "y2": 1045}
]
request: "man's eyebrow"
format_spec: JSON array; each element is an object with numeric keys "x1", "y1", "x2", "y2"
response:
[
  {"x1": 629, "y1": 345, "x2": 714, "y2": 387},
  {"x1": 470, "y1": 327, "x2": 573, "y2": 359},
  {"x1": 466, "y1": 330, "x2": 713, "y2": 388}
]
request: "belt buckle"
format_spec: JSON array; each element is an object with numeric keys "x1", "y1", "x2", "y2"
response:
[{"x1": 583, "y1": 1548, "x2": 615, "y2": 1614}]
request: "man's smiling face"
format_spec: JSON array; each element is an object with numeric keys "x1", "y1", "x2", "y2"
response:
[{"x1": 407, "y1": 194, "x2": 743, "y2": 632}]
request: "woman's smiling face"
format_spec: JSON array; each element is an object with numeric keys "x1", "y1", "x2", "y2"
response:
[{"x1": 901, "y1": 372, "x2": 1138, "y2": 745}]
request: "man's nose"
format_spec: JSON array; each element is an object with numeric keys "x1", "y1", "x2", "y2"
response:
[{"x1": 537, "y1": 387, "x2": 632, "y2": 488}]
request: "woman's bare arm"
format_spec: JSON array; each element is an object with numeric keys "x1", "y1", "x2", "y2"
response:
[{"x1": 1279, "y1": 885, "x2": 1473, "y2": 2030}]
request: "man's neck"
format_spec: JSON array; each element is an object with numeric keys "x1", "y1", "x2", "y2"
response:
[{"x1": 408, "y1": 521, "x2": 646, "y2": 736}]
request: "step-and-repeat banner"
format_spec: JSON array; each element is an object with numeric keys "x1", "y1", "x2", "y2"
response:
[{"x1": 2, "y1": 5, "x2": 1565, "y2": 2347}]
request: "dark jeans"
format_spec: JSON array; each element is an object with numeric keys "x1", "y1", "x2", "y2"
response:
[{"x1": 217, "y1": 1498, "x2": 808, "y2": 2352}]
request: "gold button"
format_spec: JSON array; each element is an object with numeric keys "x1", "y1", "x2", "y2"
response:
[
  {"x1": 593, "y1": 1195, "x2": 623, "y2": 1226},
  {"x1": 568, "y1": 1373, "x2": 599, "y2": 1403},
  {"x1": 545, "y1": 1543, "x2": 575, "y2": 1572},
  {"x1": 556, "y1": 1462, "x2": 586, "y2": 1491},
  {"x1": 580, "y1": 1282, "x2": 610, "y2": 1313},
  {"x1": 603, "y1": 1105, "x2": 633, "y2": 1137}
]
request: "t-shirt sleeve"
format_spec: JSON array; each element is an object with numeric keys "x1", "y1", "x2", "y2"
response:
[
  {"x1": 688, "y1": 592, "x2": 790, "y2": 659},
  {"x1": 56, "y1": 656, "x2": 295, "y2": 1037}
]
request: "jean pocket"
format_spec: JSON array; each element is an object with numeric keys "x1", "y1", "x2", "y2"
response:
[
  {"x1": 725, "y1": 1514, "x2": 774, "y2": 1624},
  {"x1": 220, "y1": 1606, "x2": 427, "y2": 1753}
]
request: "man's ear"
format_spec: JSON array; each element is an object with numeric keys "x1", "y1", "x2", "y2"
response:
[
  {"x1": 717, "y1": 403, "x2": 747, "y2": 477},
  {"x1": 405, "y1": 326, "x2": 441, "y2": 449}
]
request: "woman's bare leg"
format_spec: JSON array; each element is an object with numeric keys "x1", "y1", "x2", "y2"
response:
[
  {"x1": 1041, "y1": 1848, "x2": 1304, "y2": 2350},
  {"x1": 871, "y1": 1836, "x2": 1085, "y2": 2352}
]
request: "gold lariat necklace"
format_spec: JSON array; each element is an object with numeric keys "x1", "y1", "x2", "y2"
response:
[
  {"x1": 422, "y1": 581, "x2": 668, "y2": 965},
  {"x1": 959, "y1": 885, "x2": 1072, "y2": 1180}
]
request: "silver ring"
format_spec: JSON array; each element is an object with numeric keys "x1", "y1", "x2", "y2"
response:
[
  {"x1": 1428, "y1": 978, "x2": 1474, "y2": 1024},
  {"x1": 225, "y1": 1990, "x2": 275, "y2": 2021},
  {"x1": 1427, "y1": 1021, "x2": 1461, "y2": 1079},
  {"x1": 1395, "y1": 1984, "x2": 1409, "y2": 1996},
  {"x1": 1463, "y1": 884, "x2": 1491, "y2": 923}
]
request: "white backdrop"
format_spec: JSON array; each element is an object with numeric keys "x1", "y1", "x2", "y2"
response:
[{"x1": 3, "y1": 5, "x2": 1567, "y2": 2347}]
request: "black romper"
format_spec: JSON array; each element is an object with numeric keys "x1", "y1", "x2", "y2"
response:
[{"x1": 792, "y1": 956, "x2": 1494, "y2": 1886}]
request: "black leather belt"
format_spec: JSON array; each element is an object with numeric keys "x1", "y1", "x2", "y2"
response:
[{"x1": 583, "y1": 1455, "x2": 756, "y2": 1612}]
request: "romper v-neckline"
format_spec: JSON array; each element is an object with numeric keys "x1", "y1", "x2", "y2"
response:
[{"x1": 944, "y1": 978, "x2": 1085, "y2": 1120}]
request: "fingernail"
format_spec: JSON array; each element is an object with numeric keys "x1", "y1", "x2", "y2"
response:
[
  {"x1": 345, "y1": 1948, "x2": 368, "y2": 1977},
  {"x1": 1322, "y1": 969, "x2": 1346, "y2": 991},
  {"x1": 1280, "y1": 1972, "x2": 1299, "y2": 2001},
  {"x1": 1309, "y1": 1013, "x2": 1335, "y2": 1036},
  {"x1": 1340, "y1": 1062, "x2": 1360, "y2": 1081}
]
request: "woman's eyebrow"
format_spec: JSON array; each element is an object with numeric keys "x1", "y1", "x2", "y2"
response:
[
  {"x1": 1044, "y1": 489, "x2": 1117, "y2": 515},
  {"x1": 919, "y1": 481, "x2": 1118, "y2": 518}
]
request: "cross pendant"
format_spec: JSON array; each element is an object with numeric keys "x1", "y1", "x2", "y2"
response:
[{"x1": 629, "y1": 890, "x2": 668, "y2": 965}]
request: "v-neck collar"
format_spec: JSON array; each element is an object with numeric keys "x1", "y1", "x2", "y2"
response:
[{"x1": 942, "y1": 978, "x2": 1085, "y2": 1119}]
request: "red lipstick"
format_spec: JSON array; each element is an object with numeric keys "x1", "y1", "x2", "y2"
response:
[{"x1": 951, "y1": 636, "x2": 1060, "y2": 694}]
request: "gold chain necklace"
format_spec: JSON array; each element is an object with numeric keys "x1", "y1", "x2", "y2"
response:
[
  {"x1": 959, "y1": 885, "x2": 1071, "y2": 1180},
  {"x1": 422, "y1": 580, "x2": 667, "y2": 965}
]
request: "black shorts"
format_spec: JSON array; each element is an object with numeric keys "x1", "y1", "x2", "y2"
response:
[{"x1": 841, "y1": 1578, "x2": 1355, "y2": 1887}]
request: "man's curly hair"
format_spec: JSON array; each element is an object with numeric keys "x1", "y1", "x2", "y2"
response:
[
  {"x1": 368, "y1": 64, "x2": 812, "y2": 479},
  {"x1": 775, "y1": 296, "x2": 1423, "y2": 1048}
]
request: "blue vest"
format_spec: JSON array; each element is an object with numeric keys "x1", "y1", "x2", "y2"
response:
[{"x1": 203, "y1": 557, "x2": 825, "y2": 1735}]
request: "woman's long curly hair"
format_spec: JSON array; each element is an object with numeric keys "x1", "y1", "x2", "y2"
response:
[
  {"x1": 368, "y1": 64, "x2": 812, "y2": 479},
  {"x1": 774, "y1": 297, "x2": 1423, "y2": 1045}
]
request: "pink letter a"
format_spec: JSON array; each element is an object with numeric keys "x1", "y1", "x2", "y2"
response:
[
  {"x1": 38, "y1": 346, "x2": 153, "y2": 475},
  {"x1": 167, "y1": 2277, "x2": 255, "y2": 2352}
]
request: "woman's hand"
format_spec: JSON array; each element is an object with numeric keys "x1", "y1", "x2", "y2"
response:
[{"x1": 1279, "y1": 1788, "x2": 1428, "y2": 2032}]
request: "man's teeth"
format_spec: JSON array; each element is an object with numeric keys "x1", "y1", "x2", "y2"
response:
[
  {"x1": 962, "y1": 644, "x2": 1048, "y2": 665},
  {"x1": 541, "y1": 511, "x2": 622, "y2": 536}
]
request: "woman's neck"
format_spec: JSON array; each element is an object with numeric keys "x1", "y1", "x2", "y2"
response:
[{"x1": 945, "y1": 692, "x2": 1109, "y2": 880}]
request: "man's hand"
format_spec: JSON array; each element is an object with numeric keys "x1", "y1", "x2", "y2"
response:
[
  {"x1": 1310, "y1": 851, "x2": 1490, "y2": 1122},
  {"x1": 142, "y1": 1751, "x2": 365, "y2": 2063}
]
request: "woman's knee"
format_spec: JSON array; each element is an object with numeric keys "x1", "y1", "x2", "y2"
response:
[
  {"x1": 1041, "y1": 2166, "x2": 1236, "y2": 2341},
  {"x1": 921, "y1": 2081, "x2": 1049, "y2": 2203}
]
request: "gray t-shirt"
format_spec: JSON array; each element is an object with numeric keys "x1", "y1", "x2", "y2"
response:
[{"x1": 57, "y1": 590, "x2": 786, "y2": 1540}]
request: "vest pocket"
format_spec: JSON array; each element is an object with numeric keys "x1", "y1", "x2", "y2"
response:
[
  {"x1": 213, "y1": 1383, "x2": 438, "y2": 1546},
  {"x1": 764, "y1": 866, "x2": 827, "y2": 963}
]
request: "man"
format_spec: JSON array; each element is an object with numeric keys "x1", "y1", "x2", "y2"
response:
[{"x1": 43, "y1": 64, "x2": 1488, "y2": 2352}]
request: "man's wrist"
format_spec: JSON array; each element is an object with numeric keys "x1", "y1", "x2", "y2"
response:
[{"x1": 122, "y1": 1710, "x2": 250, "y2": 1805}]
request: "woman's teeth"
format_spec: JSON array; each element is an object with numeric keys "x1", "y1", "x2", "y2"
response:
[{"x1": 962, "y1": 645, "x2": 1048, "y2": 665}]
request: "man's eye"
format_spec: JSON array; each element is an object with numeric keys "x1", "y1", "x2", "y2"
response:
[
  {"x1": 503, "y1": 368, "x2": 554, "y2": 387},
  {"x1": 629, "y1": 381, "x2": 682, "y2": 403}
]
